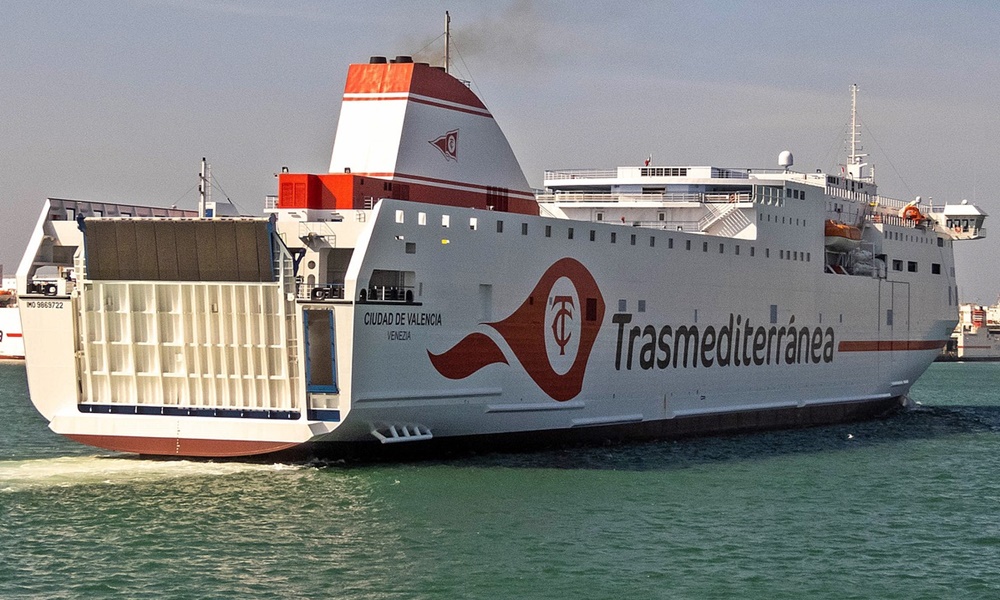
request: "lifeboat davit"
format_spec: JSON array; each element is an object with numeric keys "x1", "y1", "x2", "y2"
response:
[{"x1": 824, "y1": 220, "x2": 862, "y2": 252}]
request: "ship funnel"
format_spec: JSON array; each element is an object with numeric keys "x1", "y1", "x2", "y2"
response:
[
  {"x1": 369, "y1": 56, "x2": 387, "y2": 64},
  {"x1": 327, "y1": 59, "x2": 536, "y2": 214}
]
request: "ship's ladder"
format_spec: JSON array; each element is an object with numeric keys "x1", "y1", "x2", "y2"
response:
[
  {"x1": 370, "y1": 423, "x2": 434, "y2": 444},
  {"x1": 718, "y1": 209, "x2": 753, "y2": 237}
]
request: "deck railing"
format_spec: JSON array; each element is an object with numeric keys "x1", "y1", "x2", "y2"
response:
[{"x1": 537, "y1": 191, "x2": 750, "y2": 204}]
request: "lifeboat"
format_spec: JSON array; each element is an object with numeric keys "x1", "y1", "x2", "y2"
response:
[
  {"x1": 899, "y1": 203, "x2": 925, "y2": 221},
  {"x1": 824, "y1": 220, "x2": 861, "y2": 252}
]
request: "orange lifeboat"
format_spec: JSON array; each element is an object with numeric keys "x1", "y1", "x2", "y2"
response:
[
  {"x1": 900, "y1": 204, "x2": 925, "y2": 221},
  {"x1": 824, "y1": 220, "x2": 861, "y2": 252}
]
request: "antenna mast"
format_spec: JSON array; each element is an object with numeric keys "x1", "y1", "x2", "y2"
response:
[
  {"x1": 199, "y1": 157, "x2": 211, "y2": 218},
  {"x1": 444, "y1": 11, "x2": 451, "y2": 74},
  {"x1": 846, "y1": 83, "x2": 870, "y2": 181},
  {"x1": 850, "y1": 84, "x2": 859, "y2": 163}
]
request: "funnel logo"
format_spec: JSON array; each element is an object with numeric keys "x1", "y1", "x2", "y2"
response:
[
  {"x1": 430, "y1": 129, "x2": 459, "y2": 161},
  {"x1": 428, "y1": 258, "x2": 605, "y2": 401}
]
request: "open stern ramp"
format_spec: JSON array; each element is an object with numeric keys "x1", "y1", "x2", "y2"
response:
[
  {"x1": 77, "y1": 218, "x2": 301, "y2": 411},
  {"x1": 19, "y1": 209, "x2": 330, "y2": 455}
]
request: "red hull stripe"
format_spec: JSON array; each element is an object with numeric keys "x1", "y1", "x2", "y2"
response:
[
  {"x1": 838, "y1": 339, "x2": 948, "y2": 352},
  {"x1": 354, "y1": 171, "x2": 535, "y2": 201},
  {"x1": 65, "y1": 434, "x2": 300, "y2": 458}
]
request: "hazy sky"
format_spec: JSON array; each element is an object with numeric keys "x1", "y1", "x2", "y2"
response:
[{"x1": 3, "y1": 0, "x2": 999, "y2": 301}]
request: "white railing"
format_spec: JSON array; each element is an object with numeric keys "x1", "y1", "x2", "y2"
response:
[
  {"x1": 360, "y1": 285, "x2": 414, "y2": 303},
  {"x1": 545, "y1": 167, "x2": 757, "y2": 181},
  {"x1": 538, "y1": 192, "x2": 699, "y2": 204},
  {"x1": 623, "y1": 219, "x2": 702, "y2": 231},
  {"x1": 298, "y1": 221, "x2": 337, "y2": 245},
  {"x1": 870, "y1": 194, "x2": 912, "y2": 210},
  {"x1": 298, "y1": 282, "x2": 346, "y2": 301},
  {"x1": 825, "y1": 186, "x2": 912, "y2": 211},
  {"x1": 537, "y1": 191, "x2": 749, "y2": 205},
  {"x1": 544, "y1": 169, "x2": 618, "y2": 180},
  {"x1": 750, "y1": 169, "x2": 827, "y2": 182}
]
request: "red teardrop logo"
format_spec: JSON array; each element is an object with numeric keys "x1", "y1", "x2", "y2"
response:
[{"x1": 428, "y1": 258, "x2": 605, "y2": 401}]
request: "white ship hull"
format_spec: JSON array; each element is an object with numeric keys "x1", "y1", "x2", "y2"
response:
[
  {"x1": 18, "y1": 198, "x2": 961, "y2": 457},
  {"x1": 16, "y1": 56, "x2": 985, "y2": 458}
]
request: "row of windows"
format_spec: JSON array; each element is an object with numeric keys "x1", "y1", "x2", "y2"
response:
[
  {"x1": 760, "y1": 213, "x2": 807, "y2": 227},
  {"x1": 404, "y1": 211, "x2": 958, "y2": 280},
  {"x1": 890, "y1": 259, "x2": 943, "y2": 275},
  {"x1": 884, "y1": 229, "x2": 944, "y2": 247},
  {"x1": 640, "y1": 167, "x2": 688, "y2": 177},
  {"x1": 397, "y1": 209, "x2": 820, "y2": 264},
  {"x1": 825, "y1": 176, "x2": 867, "y2": 191},
  {"x1": 66, "y1": 207, "x2": 133, "y2": 219},
  {"x1": 945, "y1": 219, "x2": 976, "y2": 232}
]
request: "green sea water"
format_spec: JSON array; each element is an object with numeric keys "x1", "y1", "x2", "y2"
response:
[{"x1": 2, "y1": 361, "x2": 999, "y2": 599}]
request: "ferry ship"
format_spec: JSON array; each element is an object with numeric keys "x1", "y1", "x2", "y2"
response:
[
  {"x1": 0, "y1": 275, "x2": 25, "y2": 360},
  {"x1": 941, "y1": 302, "x2": 1000, "y2": 361},
  {"x1": 16, "y1": 57, "x2": 987, "y2": 458}
]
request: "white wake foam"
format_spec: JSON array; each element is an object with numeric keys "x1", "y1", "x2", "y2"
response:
[{"x1": 0, "y1": 455, "x2": 298, "y2": 492}]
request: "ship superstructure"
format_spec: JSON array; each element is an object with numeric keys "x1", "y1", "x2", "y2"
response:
[
  {"x1": 17, "y1": 59, "x2": 987, "y2": 458},
  {"x1": 942, "y1": 302, "x2": 1000, "y2": 361}
]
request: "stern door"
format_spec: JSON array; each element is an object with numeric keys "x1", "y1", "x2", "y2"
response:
[{"x1": 304, "y1": 309, "x2": 338, "y2": 393}]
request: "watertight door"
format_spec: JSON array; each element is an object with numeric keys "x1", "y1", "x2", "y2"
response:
[
  {"x1": 890, "y1": 281, "x2": 910, "y2": 338},
  {"x1": 881, "y1": 280, "x2": 911, "y2": 377},
  {"x1": 304, "y1": 309, "x2": 338, "y2": 393}
]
